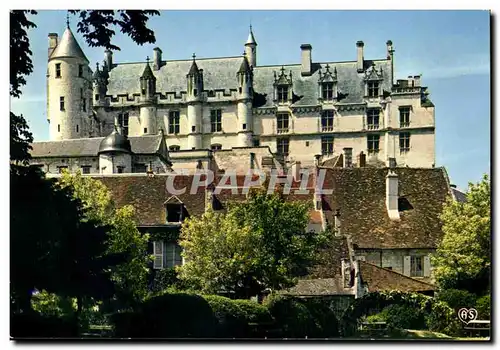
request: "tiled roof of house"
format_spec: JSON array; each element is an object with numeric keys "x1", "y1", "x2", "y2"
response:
[
  {"x1": 30, "y1": 134, "x2": 163, "y2": 158},
  {"x1": 451, "y1": 187, "x2": 467, "y2": 203},
  {"x1": 359, "y1": 261, "x2": 435, "y2": 292},
  {"x1": 321, "y1": 167, "x2": 451, "y2": 249},
  {"x1": 281, "y1": 277, "x2": 354, "y2": 296},
  {"x1": 106, "y1": 56, "x2": 392, "y2": 107},
  {"x1": 308, "y1": 236, "x2": 351, "y2": 279}
]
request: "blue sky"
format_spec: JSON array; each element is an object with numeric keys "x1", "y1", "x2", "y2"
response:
[{"x1": 11, "y1": 10, "x2": 490, "y2": 190}]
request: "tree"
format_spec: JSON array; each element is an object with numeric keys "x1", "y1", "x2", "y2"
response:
[
  {"x1": 431, "y1": 174, "x2": 490, "y2": 295},
  {"x1": 179, "y1": 187, "x2": 326, "y2": 298},
  {"x1": 58, "y1": 171, "x2": 151, "y2": 306}
]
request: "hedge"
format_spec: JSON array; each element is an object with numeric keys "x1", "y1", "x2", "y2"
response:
[
  {"x1": 436, "y1": 289, "x2": 477, "y2": 311},
  {"x1": 475, "y1": 295, "x2": 490, "y2": 319}
]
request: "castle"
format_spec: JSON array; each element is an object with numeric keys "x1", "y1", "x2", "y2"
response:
[{"x1": 31, "y1": 23, "x2": 435, "y2": 175}]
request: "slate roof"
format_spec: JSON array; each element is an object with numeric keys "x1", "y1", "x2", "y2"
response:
[
  {"x1": 359, "y1": 261, "x2": 435, "y2": 292},
  {"x1": 281, "y1": 277, "x2": 354, "y2": 296},
  {"x1": 451, "y1": 187, "x2": 467, "y2": 203},
  {"x1": 50, "y1": 27, "x2": 89, "y2": 63},
  {"x1": 321, "y1": 167, "x2": 451, "y2": 249},
  {"x1": 30, "y1": 134, "x2": 163, "y2": 158},
  {"x1": 106, "y1": 56, "x2": 392, "y2": 107},
  {"x1": 308, "y1": 236, "x2": 350, "y2": 279}
]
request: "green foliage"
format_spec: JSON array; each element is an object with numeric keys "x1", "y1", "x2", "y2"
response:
[
  {"x1": 341, "y1": 291, "x2": 462, "y2": 337},
  {"x1": 31, "y1": 290, "x2": 75, "y2": 318},
  {"x1": 432, "y1": 174, "x2": 490, "y2": 294},
  {"x1": 58, "y1": 171, "x2": 151, "y2": 305},
  {"x1": 179, "y1": 188, "x2": 325, "y2": 298},
  {"x1": 111, "y1": 293, "x2": 217, "y2": 338},
  {"x1": 436, "y1": 289, "x2": 477, "y2": 311},
  {"x1": 475, "y1": 295, "x2": 490, "y2": 319},
  {"x1": 384, "y1": 304, "x2": 426, "y2": 330},
  {"x1": 151, "y1": 268, "x2": 190, "y2": 293}
]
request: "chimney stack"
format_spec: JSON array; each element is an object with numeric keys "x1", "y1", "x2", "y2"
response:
[
  {"x1": 291, "y1": 161, "x2": 301, "y2": 182},
  {"x1": 105, "y1": 49, "x2": 113, "y2": 71},
  {"x1": 48, "y1": 33, "x2": 58, "y2": 58},
  {"x1": 300, "y1": 44, "x2": 312, "y2": 76},
  {"x1": 334, "y1": 209, "x2": 341, "y2": 236},
  {"x1": 314, "y1": 154, "x2": 322, "y2": 167},
  {"x1": 343, "y1": 148, "x2": 353, "y2": 168},
  {"x1": 386, "y1": 40, "x2": 394, "y2": 60},
  {"x1": 356, "y1": 41, "x2": 364, "y2": 73},
  {"x1": 386, "y1": 170, "x2": 400, "y2": 220},
  {"x1": 153, "y1": 47, "x2": 162, "y2": 70}
]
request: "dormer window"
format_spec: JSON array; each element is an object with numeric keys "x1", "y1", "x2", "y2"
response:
[
  {"x1": 322, "y1": 82, "x2": 334, "y2": 101},
  {"x1": 318, "y1": 64, "x2": 338, "y2": 103},
  {"x1": 277, "y1": 86, "x2": 288, "y2": 104},
  {"x1": 165, "y1": 196, "x2": 186, "y2": 223},
  {"x1": 367, "y1": 81, "x2": 380, "y2": 97}
]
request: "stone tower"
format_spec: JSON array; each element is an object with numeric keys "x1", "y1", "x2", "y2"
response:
[
  {"x1": 139, "y1": 59, "x2": 157, "y2": 136},
  {"x1": 47, "y1": 24, "x2": 91, "y2": 141},
  {"x1": 236, "y1": 54, "x2": 254, "y2": 147},
  {"x1": 186, "y1": 54, "x2": 203, "y2": 150},
  {"x1": 244, "y1": 25, "x2": 257, "y2": 68}
]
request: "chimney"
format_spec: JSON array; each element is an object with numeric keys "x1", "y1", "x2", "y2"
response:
[
  {"x1": 343, "y1": 148, "x2": 353, "y2": 168},
  {"x1": 48, "y1": 33, "x2": 58, "y2": 58},
  {"x1": 105, "y1": 49, "x2": 113, "y2": 70},
  {"x1": 413, "y1": 75, "x2": 421, "y2": 87},
  {"x1": 314, "y1": 154, "x2": 322, "y2": 167},
  {"x1": 300, "y1": 44, "x2": 312, "y2": 76},
  {"x1": 386, "y1": 40, "x2": 394, "y2": 59},
  {"x1": 356, "y1": 41, "x2": 364, "y2": 73},
  {"x1": 357, "y1": 151, "x2": 366, "y2": 167},
  {"x1": 291, "y1": 161, "x2": 301, "y2": 182},
  {"x1": 386, "y1": 170, "x2": 400, "y2": 220},
  {"x1": 153, "y1": 47, "x2": 162, "y2": 70},
  {"x1": 334, "y1": 209, "x2": 341, "y2": 237}
]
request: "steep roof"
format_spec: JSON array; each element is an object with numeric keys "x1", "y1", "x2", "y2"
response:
[
  {"x1": 30, "y1": 134, "x2": 163, "y2": 158},
  {"x1": 281, "y1": 277, "x2": 354, "y2": 296},
  {"x1": 451, "y1": 187, "x2": 467, "y2": 203},
  {"x1": 49, "y1": 27, "x2": 89, "y2": 63},
  {"x1": 238, "y1": 55, "x2": 251, "y2": 73},
  {"x1": 359, "y1": 261, "x2": 435, "y2": 292},
  {"x1": 105, "y1": 57, "x2": 392, "y2": 107},
  {"x1": 141, "y1": 62, "x2": 156, "y2": 80},
  {"x1": 245, "y1": 28, "x2": 257, "y2": 45},
  {"x1": 321, "y1": 167, "x2": 451, "y2": 249}
]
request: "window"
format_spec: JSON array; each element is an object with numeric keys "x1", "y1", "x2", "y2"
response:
[
  {"x1": 277, "y1": 85, "x2": 288, "y2": 103},
  {"x1": 242, "y1": 123, "x2": 247, "y2": 130},
  {"x1": 211, "y1": 109, "x2": 222, "y2": 132},
  {"x1": 82, "y1": 98, "x2": 86, "y2": 112},
  {"x1": 153, "y1": 241, "x2": 164, "y2": 269},
  {"x1": 76, "y1": 125, "x2": 79, "y2": 133},
  {"x1": 55, "y1": 63, "x2": 61, "y2": 78},
  {"x1": 134, "y1": 164, "x2": 147, "y2": 173},
  {"x1": 165, "y1": 242, "x2": 183, "y2": 268},
  {"x1": 276, "y1": 113, "x2": 289, "y2": 133},
  {"x1": 211, "y1": 144, "x2": 222, "y2": 151},
  {"x1": 116, "y1": 166, "x2": 125, "y2": 174},
  {"x1": 81, "y1": 166, "x2": 91, "y2": 174},
  {"x1": 95, "y1": 94, "x2": 99, "y2": 101},
  {"x1": 306, "y1": 141, "x2": 309, "y2": 147},
  {"x1": 322, "y1": 82, "x2": 334, "y2": 101},
  {"x1": 253, "y1": 139, "x2": 260, "y2": 147},
  {"x1": 410, "y1": 256, "x2": 423, "y2": 277},
  {"x1": 367, "y1": 109, "x2": 380, "y2": 130},
  {"x1": 399, "y1": 132, "x2": 411, "y2": 153},
  {"x1": 57, "y1": 166, "x2": 68, "y2": 174},
  {"x1": 367, "y1": 81, "x2": 380, "y2": 97},
  {"x1": 367, "y1": 134, "x2": 380, "y2": 154},
  {"x1": 144, "y1": 128, "x2": 148, "y2": 133},
  {"x1": 166, "y1": 203, "x2": 183, "y2": 223},
  {"x1": 168, "y1": 111, "x2": 180, "y2": 134},
  {"x1": 277, "y1": 137, "x2": 289, "y2": 156},
  {"x1": 169, "y1": 145, "x2": 180, "y2": 152},
  {"x1": 78, "y1": 64, "x2": 83, "y2": 77},
  {"x1": 118, "y1": 113, "x2": 129, "y2": 136},
  {"x1": 58, "y1": 124, "x2": 60, "y2": 132},
  {"x1": 60, "y1": 96, "x2": 65, "y2": 111},
  {"x1": 400, "y1": 106, "x2": 411, "y2": 127},
  {"x1": 321, "y1": 136, "x2": 334, "y2": 155},
  {"x1": 321, "y1": 110, "x2": 334, "y2": 131}
]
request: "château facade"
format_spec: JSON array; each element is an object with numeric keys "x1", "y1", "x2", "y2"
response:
[{"x1": 31, "y1": 23, "x2": 436, "y2": 174}]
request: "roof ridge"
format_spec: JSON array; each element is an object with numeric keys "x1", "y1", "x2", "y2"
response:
[{"x1": 359, "y1": 260, "x2": 436, "y2": 288}]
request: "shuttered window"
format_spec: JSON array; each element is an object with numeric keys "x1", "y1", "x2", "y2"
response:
[{"x1": 153, "y1": 241, "x2": 164, "y2": 269}]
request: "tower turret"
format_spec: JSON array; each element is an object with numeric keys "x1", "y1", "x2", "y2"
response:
[
  {"x1": 138, "y1": 58, "x2": 157, "y2": 136},
  {"x1": 92, "y1": 62, "x2": 107, "y2": 106},
  {"x1": 244, "y1": 25, "x2": 257, "y2": 68},
  {"x1": 237, "y1": 53, "x2": 254, "y2": 147},
  {"x1": 186, "y1": 54, "x2": 203, "y2": 150},
  {"x1": 98, "y1": 119, "x2": 132, "y2": 174},
  {"x1": 47, "y1": 23, "x2": 91, "y2": 141}
]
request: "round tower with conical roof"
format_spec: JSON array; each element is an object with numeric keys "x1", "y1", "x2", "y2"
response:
[
  {"x1": 245, "y1": 25, "x2": 257, "y2": 68},
  {"x1": 237, "y1": 53, "x2": 254, "y2": 147},
  {"x1": 47, "y1": 23, "x2": 91, "y2": 141},
  {"x1": 186, "y1": 54, "x2": 203, "y2": 150},
  {"x1": 137, "y1": 58, "x2": 157, "y2": 136}
]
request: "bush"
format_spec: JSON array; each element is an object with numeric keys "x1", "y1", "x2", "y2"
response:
[
  {"x1": 150, "y1": 268, "x2": 190, "y2": 293},
  {"x1": 475, "y1": 295, "x2": 490, "y2": 319},
  {"x1": 384, "y1": 304, "x2": 426, "y2": 330},
  {"x1": 111, "y1": 292, "x2": 217, "y2": 338},
  {"x1": 204, "y1": 295, "x2": 272, "y2": 338},
  {"x1": 264, "y1": 294, "x2": 316, "y2": 338},
  {"x1": 11, "y1": 312, "x2": 78, "y2": 338},
  {"x1": 300, "y1": 298, "x2": 340, "y2": 338},
  {"x1": 436, "y1": 289, "x2": 477, "y2": 311}
]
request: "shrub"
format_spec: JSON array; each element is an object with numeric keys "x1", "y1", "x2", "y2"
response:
[
  {"x1": 475, "y1": 295, "x2": 490, "y2": 319},
  {"x1": 264, "y1": 294, "x2": 316, "y2": 338},
  {"x1": 436, "y1": 289, "x2": 477, "y2": 311},
  {"x1": 111, "y1": 292, "x2": 217, "y2": 338},
  {"x1": 384, "y1": 304, "x2": 426, "y2": 330},
  {"x1": 300, "y1": 298, "x2": 340, "y2": 338}
]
